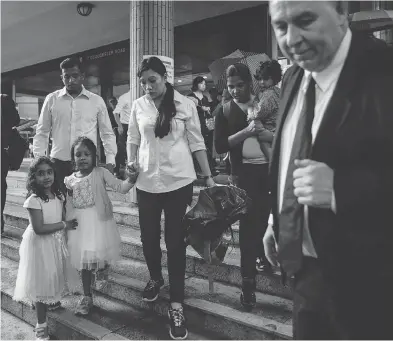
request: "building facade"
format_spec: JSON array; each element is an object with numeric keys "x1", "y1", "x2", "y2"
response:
[
  {"x1": 1, "y1": 1, "x2": 274, "y2": 120},
  {"x1": 1, "y1": 1, "x2": 392, "y2": 122}
]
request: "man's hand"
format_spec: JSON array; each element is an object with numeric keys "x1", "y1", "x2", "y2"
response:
[
  {"x1": 263, "y1": 224, "x2": 279, "y2": 267},
  {"x1": 293, "y1": 159, "x2": 334, "y2": 209},
  {"x1": 117, "y1": 124, "x2": 124, "y2": 135},
  {"x1": 105, "y1": 163, "x2": 115, "y2": 174}
]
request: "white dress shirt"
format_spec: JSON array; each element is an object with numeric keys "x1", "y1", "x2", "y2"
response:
[
  {"x1": 127, "y1": 90, "x2": 206, "y2": 193},
  {"x1": 278, "y1": 29, "x2": 352, "y2": 258},
  {"x1": 33, "y1": 86, "x2": 117, "y2": 164},
  {"x1": 114, "y1": 91, "x2": 132, "y2": 125}
]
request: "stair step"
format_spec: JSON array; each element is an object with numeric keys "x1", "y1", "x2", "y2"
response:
[
  {"x1": 3, "y1": 204, "x2": 293, "y2": 299},
  {"x1": 94, "y1": 261, "x2": 292, "y2": 340},
  {"x1": 0, "y1": 255, "x2": 223, "y2": 340},
  {"x1": 6, "y1": 186, "x2": 241, "y2": 245},
  {"x1": 2, "y1": 236, "x2": 293, "y2": 339},
  {"x1": 1, "y1": 256, "x2": 128, "y2": 340},
  {"x1": 1, "y1": 309, "x2": 36, "y2": 341}
]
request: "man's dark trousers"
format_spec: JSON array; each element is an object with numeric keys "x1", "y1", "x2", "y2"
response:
[
  {"x1": 118, "y1": 124, "x2": 128, "y2": 169},
  {"x1": 293, "y1": 257, "x2": 393, "y2": 340},
  {"x1": 52, "y1": 158, "x2": 73, "y2": 194}
]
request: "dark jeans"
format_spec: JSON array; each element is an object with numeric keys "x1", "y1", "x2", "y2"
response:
[
  {"x1": 137, "y1": 183, "x2": 193, "y2": 303},
  {"x1": 238, "y1": 163, "x2": 270, "y2": 279},
  {"x1": 293, "y1": 257, "x2": 393, "y2": 340},
  {"x1": 1, "y1": 150, "x2": 9, "y2": 233},
  {"x1": 52, "y1": 158, "x2": 73, "y2": 194}
]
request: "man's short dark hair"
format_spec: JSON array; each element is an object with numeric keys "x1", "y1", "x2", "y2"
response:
[
  {"x1": 60, "y1": 57, "x2": 83, "y2": 72},
  {"x1": 331, "y1": 1, "x2": 348, "y2": 15}
]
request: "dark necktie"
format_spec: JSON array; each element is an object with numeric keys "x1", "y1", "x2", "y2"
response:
[{"x1": 278, "y1": 77, "x2": 316, "y2": 276}]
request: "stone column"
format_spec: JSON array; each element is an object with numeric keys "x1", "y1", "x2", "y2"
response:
[{"x1": 130, "y1": 0, "x2": 174, "y2": 101}]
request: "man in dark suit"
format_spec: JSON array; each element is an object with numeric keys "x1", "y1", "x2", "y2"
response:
[{"x1": 263, "y1": 1, "x2": 393, "y2": 339}]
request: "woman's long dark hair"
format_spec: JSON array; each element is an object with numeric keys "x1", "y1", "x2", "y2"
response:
[
  {"x1": 138, "y1": 57, "x2": 176, "y2": 138},
  {"x1": 26, "y1": 156, "x2": 63, "y2": 202}
]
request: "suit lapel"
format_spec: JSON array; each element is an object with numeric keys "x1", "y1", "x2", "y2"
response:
[
  {"x1": 269, "y1": 66, "x2": 304, "y2": 190},
  {"x1": 312, "y1": 34, "x2": 363, "y2": 158}
]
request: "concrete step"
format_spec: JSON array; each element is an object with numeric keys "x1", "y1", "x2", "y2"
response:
[
  {"x1": 6, "y1": 182, "x2": 242, "y2": 246},
  {"x1": 1, "y1": 309, "x2": 36, "y2": 341},
  {"x1": 6, "y1": 170, "x2": 229, "y2": 202},
  {"x1": 93, "y1": 259, "x2": 292, "y2": 340},
  {"x1": 1, "y1": 255, "x2": 128, "y2": 340},
  {"x1": 2, "y1": 236, "x2": 293, "y2": 340},
  {"x1": 0, "y1": 254, "x2": 224, "y2": 340},
  {"x1": 3, "y1": 203, "x2": 293, "y2": 299}
]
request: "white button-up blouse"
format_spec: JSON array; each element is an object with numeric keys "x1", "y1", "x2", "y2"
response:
[{"x1": 127, "y1": 89, "x2": 206, "y2": 193}]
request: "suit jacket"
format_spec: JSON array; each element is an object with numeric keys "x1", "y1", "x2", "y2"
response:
[{"x1": 269, "y1": 33, "x2": 393, "y2": 283}]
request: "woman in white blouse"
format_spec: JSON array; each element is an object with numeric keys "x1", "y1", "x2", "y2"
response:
[{"x1": 127, "y1": 56, "x2": 214, "y2": 340}]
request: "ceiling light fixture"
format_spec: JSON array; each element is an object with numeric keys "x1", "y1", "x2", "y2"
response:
[{"x1": 77, "y1": 2, "x2": 93, "y2": 17}]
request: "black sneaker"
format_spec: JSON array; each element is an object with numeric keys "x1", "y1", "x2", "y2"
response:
[
  {"x1": 142, "y1": 278, "x2": 164, "y2": 302},
  {"x1": 168, "y1": 306, "x2": 188, "y2": 340},
  {"x1": 47, "y1": 301, "x2": 61, "y2": 311},
  {"x1": 240, "y1": 278, "x2": 256, "y2": 311}
]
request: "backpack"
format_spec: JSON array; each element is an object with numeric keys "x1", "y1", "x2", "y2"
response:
[{"x1": 8, "y1": 128, "x2": 28, "y2": 170}]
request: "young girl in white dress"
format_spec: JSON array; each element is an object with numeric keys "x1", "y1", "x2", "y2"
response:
[
  {"x1": 13, "y1": 157, "x2": 78, "y2": 340},
  {"x1": 65, "y1": 136, "x2": 138, "y2": 315}
]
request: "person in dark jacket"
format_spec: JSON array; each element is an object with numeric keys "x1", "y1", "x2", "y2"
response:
[
  {"x1": 1, "y1": 94, "x2": 20, "y2": 235},
  {"x1": 188, "y1": 77, "x2": 216, "y2": 174},
  {"x1": 214, "y1": 64, "x2": 274, "y2": 311}
]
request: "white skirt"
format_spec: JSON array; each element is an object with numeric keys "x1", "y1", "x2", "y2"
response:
[
  {"x1": 67, "y1": 206, "x2": 121, "y2": 271},
  {"x1": 13, "y1": 226, "x2": 67, "y2": 304}
]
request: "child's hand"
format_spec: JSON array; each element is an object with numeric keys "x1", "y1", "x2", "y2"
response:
[
  {"x1": 126, "y1": 161, "x2": 139, "y2": 183},
  {"x1": 254, "y1": 120, "x2": 265, "y2": 130},
  {"x1": 65, "y1": 219, "x2": 78, "y2": 230}
]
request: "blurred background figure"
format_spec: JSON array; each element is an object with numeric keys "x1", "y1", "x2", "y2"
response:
[
  {"x1": 107, "y1": 97, "x2": 123, "y2": 178},
  {"x1": 1, "y1": 94, "x2": 20, "y2": 235},
  {"x1": 113, "y1": 90, "x2": 132, "y2": 179},
  {"x1": 208, "y1": 87, "x2": 220, "y2": 113},
  {"x1": 187, "y1": 77, "x2": 217, "y2": 176}
]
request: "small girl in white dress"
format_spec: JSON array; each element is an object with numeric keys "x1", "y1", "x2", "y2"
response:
[
  {"x1": 65, "y1": 136, "x2": 138, "y2": 315},
  {"x1": 13, "y1": 157, "x2": 78, "y2": 340}
]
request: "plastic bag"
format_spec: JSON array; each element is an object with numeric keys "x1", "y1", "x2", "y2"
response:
[{"x1": 184, "y1": 185, "x2": 251, "y2": 265}]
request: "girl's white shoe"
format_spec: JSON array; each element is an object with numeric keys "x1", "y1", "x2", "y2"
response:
[{"x1": 34, "y1": 325, "x2": 49, "y2": 340}]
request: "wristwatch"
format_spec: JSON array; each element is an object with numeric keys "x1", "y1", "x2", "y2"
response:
[{"x1": 202, "y1": 175, "x2": 212, "y2": 180}]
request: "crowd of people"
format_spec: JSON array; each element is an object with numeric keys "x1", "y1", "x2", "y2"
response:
[{"x1": 1, "y1": 1, "x2": 393, "y2": 340}]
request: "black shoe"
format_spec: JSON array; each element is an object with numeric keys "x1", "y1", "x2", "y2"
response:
[
  {"x1": 256, "y1": 257, "x2": 273, "y2": 273},
  {"x1": 142, "y1": 278, "x2": 164, "y2": 302},
  {"x1": 47, "y1": 301, "x2": 61, "y2": 311},
  {"x1": 168, "y1": 305, "x2": 188, "y2": 340},
  {"x1": 240, "y1": 278, "x2": 256, "y2": 311}
]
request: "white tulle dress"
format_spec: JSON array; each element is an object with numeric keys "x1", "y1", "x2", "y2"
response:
[
  {"x1": 13, "y1": 195, "x2": 68, "y2": 304},
  {"x1": 64, "y1": 172, "x2": 121, "y2": 271}
]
